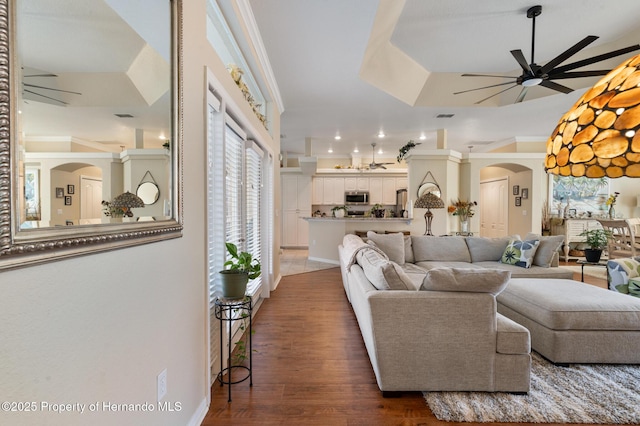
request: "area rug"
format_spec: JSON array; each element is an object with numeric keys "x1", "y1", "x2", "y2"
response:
[
  {"x1": 424, "y1": 352, "x2": 640, "y2": 423},
  {"x1": 560, "y1": 264, "x2": 608, "y2": 280}
]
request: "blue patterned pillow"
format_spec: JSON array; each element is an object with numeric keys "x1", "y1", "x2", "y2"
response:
[{"x1": 500, "y1": 239, "x2": 540, "y2": 268}]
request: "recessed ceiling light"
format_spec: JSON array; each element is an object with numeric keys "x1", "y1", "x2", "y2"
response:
[
  {"x1": 378, "y1": 148, "x2": 383, "y2": 155},
  {"x1": 353, "y1": 147, "x2": 359, "y2": 153},
  {"x1": 334, "y1": 135, "x2": 341, "y2": 140},
  {"x1": 328, "y1": 148, "x2": 333, "y2": 153},
  {"x1": 378, "y1": 131, "x2": 385, "y2": 138},
  {"x1": 419, "y1": 134, "x2": 426, "y2": 140},
  {"x1": 159, "y1": 133, "x2": 166, "y2": 140}
]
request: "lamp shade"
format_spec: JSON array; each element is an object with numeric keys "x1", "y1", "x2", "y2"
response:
[
  {"x1": 414, "y1": 192, "x2": 445, "y2": 209},
  {"x1": 545, "y1": 54, "x2": 640, "y2": 178},
  {"x1": 111, "y1": 191, "x2": 145, "y2": 209}
]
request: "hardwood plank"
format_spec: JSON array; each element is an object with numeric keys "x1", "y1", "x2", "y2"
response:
[{"x1": 205, "y1": 265, "x2": 607, "y2": 426}]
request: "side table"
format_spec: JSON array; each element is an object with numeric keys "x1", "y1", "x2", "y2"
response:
[
  {"x1": 214, "y1": 296, "x2": 252, "y2": 402},
  {"x1": 576, "y1": 259, "x2": 608, "y2": 282}
]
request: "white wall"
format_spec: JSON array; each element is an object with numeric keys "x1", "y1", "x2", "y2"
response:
[{"x1": 0, "y1": 1, "x2": 281, "y2": 425}]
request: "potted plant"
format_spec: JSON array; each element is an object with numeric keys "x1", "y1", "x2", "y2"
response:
[
  {"x1": 370, "y1": 203, "x2": 385, "y2": 218},
  {"x1": 219, "y1": 242, "x2": 261, "y2": 299},
  {"x1": 579, "y1": 228, "x2": 613, "y2": 263},
  {"x1": 331, "y1": 205, "x2": 349, "y2": 218}
]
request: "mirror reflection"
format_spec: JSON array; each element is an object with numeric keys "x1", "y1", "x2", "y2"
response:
[
  {"x1": 17, "y1": 0, "x2": 172, "y2": 229},
  {"x1": 417, "y1": 182, "x2": 441, "y2": 199}
]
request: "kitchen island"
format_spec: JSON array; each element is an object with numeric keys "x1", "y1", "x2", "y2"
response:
[{"x1": 303, "y1": 216, "x2": 413, "y2": 263}]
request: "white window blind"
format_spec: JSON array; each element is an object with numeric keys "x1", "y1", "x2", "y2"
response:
[
  {"x1": 207, "y1": 96, "x2": 225, "y2": 302},
  {"x1": 224, "y1": 122, "x2": 244, "y2": 254},
  {"x1": 245, "y1": 141, "x2": 263, "y2": 296}
]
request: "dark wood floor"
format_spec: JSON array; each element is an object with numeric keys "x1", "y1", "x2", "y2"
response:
[{"x1": 204, "y1": 263, "x2": 606, "y2": 426}]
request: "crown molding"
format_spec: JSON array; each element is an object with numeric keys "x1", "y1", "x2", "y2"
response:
[{"x1": 235, "y1": 0, "x2": 285, "y2": 114}]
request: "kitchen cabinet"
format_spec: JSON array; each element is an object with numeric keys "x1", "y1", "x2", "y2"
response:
[
  {"x1": 282, "y1": 175, "x2": 311, "y2": 246},
  {"x1": 323, "y1": 178, "x2": 345, "y2": 205},
  {"x1": 369, "y1": 178, "x2": 383, "y2": 205},
  {"x1": 345, "y1": 177, "x2": 370, "y2": 192},
  {"x1": 312, "y1": 177, "x2": 323, "y2": 204},
  {"x1": 382, "y1": 178, "x2": 397, "y2": 205}
]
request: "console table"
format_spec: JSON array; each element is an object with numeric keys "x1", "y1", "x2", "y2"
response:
[
  {"x1": 551, "y1": 218, "x2": 603, "y2": 261},
  {"x1": 214, "y1": 296, "x2": 253, "y2": 402}
]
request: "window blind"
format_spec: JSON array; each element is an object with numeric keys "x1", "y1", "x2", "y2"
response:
[{"x1": 245, "y1": 141, "x2": 264, "y2": 297}]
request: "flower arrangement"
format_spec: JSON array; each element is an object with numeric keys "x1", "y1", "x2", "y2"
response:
[
  {"x1": 447, "y1": 199, "x2": 477, "y2": 220},
  {"x1": 606, "y1": 192, "x2": 620, "y2": 206}
]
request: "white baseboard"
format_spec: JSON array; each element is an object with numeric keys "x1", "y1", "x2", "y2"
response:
[
  {"x1": 272, "y1": 274, "x2": 282, "y2": 290},
  {"x1": 308, "y1": 256, "x2": 340, "y2": 265},
  {"x1": 187, "y1": 397, "x2": 208, "y2": 426}
]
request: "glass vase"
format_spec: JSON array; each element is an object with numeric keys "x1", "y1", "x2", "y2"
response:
[
  {"x1": 608, "y1": 205, "x2": 615, "y2": 219},
  {"x1": 460, "y1": 217, "x2": 470, "y2": 234}
]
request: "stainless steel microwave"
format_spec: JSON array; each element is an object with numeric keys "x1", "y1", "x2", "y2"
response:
[{"x1": 345, "y1": 191, "x2": 369, "y2": 205}]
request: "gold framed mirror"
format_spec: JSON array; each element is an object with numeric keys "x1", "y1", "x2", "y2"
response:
[{"x1": 0, "y1": 0, "x2": 183, "y2": 270}]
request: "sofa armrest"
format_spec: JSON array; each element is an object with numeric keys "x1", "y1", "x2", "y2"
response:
[{"x1": 351, "y1": 279, "x2": 499, "y2": 391}]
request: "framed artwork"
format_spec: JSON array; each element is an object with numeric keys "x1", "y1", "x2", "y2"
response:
[
  {"x1": 55, "y1": 187, "x2": 64, "y2": 198},
  {"x1": 513, "y1": 185, "x2": 519, "y2": 195},
  {"x1": 64, "y1": 196, "x2": 72, "y2": 206},
  {"x1": 67, "y1": 184, "x2": 75, "y2": 194},
  {"x1": 515, "y1": 197, "x2": 522, "y2": 207},
  {"x1": 521, "y1": 188, "x2": 529, "y2": 199}
]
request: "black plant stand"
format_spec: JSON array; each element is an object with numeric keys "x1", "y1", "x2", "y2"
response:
[{"x1": 214, "y1": 296, "x2": 252, "y2": 402}]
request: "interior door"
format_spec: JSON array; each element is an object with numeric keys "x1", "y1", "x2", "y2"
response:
[
  {"x1": 80, "y1": 176, "x2": 102, "y2": 220},
  {"x1": 480, "y1": 178, "x2": 508, "y2": 237}
]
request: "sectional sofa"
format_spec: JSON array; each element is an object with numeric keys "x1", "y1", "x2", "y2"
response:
[{"x1": 337, "y1": 232, "x2": 570, "y2": 394}]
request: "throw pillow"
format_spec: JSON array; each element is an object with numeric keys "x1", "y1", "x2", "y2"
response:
[
  {"x1": 500, "y1": 239, "x2": 540, "y2": 268},
  {"x1": 404, "y1": 236, "x2": 414, "y2": 264},
  {"x1": 356, "y1": 248, "x2": 412, "y2": 290},
  {"x1": 607, "y1": 257, "x2": 640, "y2": 294},
  {"x1": 367, "y1": 231, "x2": 405, "y2": 265},
  {"x1": 629, "y1": 277, "x2": 640, "y2": 298},
  {"x1": 465, "y1": 236, "x2": 517, "y2": 262},
  {"x1": 525, "y1": 233, "x2": 564, "y2": 268},
  {"x1": 420, "y1": 267, "x2": 511, "y2": 296}
]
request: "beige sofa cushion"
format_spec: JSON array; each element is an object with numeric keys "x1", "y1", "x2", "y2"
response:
[
  {"x1": 404, "y1": 236, "x2": 414, "y2": 264},
  {"x1": 420, "y1": 267, "x2": 511, "y2": 296},
  {"x1": 525, "y1": 233, "x2": 564, "y2": 268},
  {"x1": 367, "y1": 231, "x2": 405, "y2": 265},
  {"x1": 356, "y1": 248, "x2": 413, "y2": 290},
  {"x1": 412, "y1": 236, "x2": 471, "y2": 263},
  {"x1": 465, "y1": 236, "x2": 515, "y2": 262}
]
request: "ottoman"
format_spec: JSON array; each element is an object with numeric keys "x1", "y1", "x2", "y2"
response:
[{"x1": 497, "y1": 278, "x2": 640, "y2": 364}]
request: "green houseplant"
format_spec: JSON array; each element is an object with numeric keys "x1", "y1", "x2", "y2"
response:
[
  {"x1": 331, "y1": 205, "x2": 349, "y2": 218},
  {"x1": 219, "y1": 242, "x2": 261, "y2": 299},
  {"x1": 579, "y1": 228, "x2": 613, "y2": 263},
  {"x1": 370, "y1": 203, "x2": 385, "y2": 218}
]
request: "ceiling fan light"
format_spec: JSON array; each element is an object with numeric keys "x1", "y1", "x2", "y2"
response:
[{"x1": 522, "y1": 77, "x2": 543, "y2": 87}]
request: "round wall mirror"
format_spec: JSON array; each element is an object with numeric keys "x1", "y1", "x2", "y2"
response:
[
  {"x1": 137, "y1": 182, "x2": 160, "y2": 205},
  {"x1": 417, "y1": 182, "x2": 441, "y2": 199}
]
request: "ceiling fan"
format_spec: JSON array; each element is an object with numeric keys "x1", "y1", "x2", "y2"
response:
[
  {"x1": 22, "y1": 68, "x2": 82, "y2": 105},
  {"x1": 454, "y1": 5, "x2": 640, "y2": 104},
  {"x1": 369, "y1": 142, "x2": 394, "y2": 170}
]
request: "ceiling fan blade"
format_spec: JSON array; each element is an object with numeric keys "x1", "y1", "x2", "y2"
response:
[
  {"x1": 511, "y1": 50, "x2": 533, "y2": 75},
  {"x1": 539, "y1": 35, "x2": 599, "y2": 75},
  {"x1": 24, "y1": 73, "x2": 58, "y2": 78},
  {"x1": 539, "y1": 80, "x2": 574, "y2": 94},
  {"x1": 461, "y1": 73, "x2": 518, "y2": 79},
  {"x1": 547, "y1": 70, "x2": 610, "y2": 80},
  {"x1": 474, "y1": 84, "x2": 518, "y2": 104},
  {"x1": 551, "y1": 45, "x2": 640, "y2": 74},
  {"x1": 515, "y1": 87, "x2": 529, "y2": 103},
  {"x1": 23, "y1": 89, "x2": 68, "y2": 105},
  {"x1": 23, "y1": 83, "x2": 82, "y2": 95},
  {"x1": 453, "y1": 80, "x2": 516, "y2": 95}
]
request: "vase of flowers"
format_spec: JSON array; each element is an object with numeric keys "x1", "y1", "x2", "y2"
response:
[
  {"x1": 606, "y1": 192, "x2": 619, "y2": 219},
  {"x1": 448, "y1": 199, "x2": 477, "y2": 235}
]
